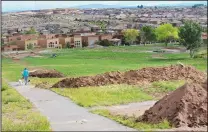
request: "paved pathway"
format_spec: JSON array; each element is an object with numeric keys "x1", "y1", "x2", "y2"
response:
[{"x1": 9, "y1": 82, "x2": 137, "y2": 131}]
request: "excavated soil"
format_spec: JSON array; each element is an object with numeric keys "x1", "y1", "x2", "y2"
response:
[
  {"x1": 52, "y1": 64, "x2": 206, "y2": 88},
  {"x1": 139, "y1": 80, "x2": 207, "y2": 128},
  {"x1": 30, "y1": 69, "x2": 65, "y2": 78}
]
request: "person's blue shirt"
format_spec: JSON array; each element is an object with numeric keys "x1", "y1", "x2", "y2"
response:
[{"x1": 22, "y1": 69, "x2": 29, "y2": 77}]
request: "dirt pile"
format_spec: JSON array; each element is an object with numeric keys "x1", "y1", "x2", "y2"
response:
[
  {"x1": 30, "y1": 69, "x2": 65, "y2": 78},
  {"x1": 139, "y1": 80, "x2": 207, "y2": 128},
  {"x1": 52, "y1": 64, "x2": 206, "y2": 88}
]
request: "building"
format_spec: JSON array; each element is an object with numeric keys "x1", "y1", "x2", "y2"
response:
[
  {"x1": 99, "y1": 34, "x2": 113, "y2": 41},
  {"x1": 2, "y1": 45, "x2": 19, "y2": 51},
  {"x1": 73, "y1": 34, "x2": 82, "y2": 48},
  {"x1": 59, "y1": 35, "x2": 73, "y2": 48},
  {"x1": 38, "y1": 34, "x2": 61, "y2": 49}
]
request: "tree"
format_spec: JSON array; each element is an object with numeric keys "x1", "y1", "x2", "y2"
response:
[
  {"x1": 179, "y1": 20, "x2": 203, "y2": 58},
  {"x1": 155, "y1": 23, "x2": 179, "y2": 46},
  {"x1": 27, "y1": 43, "x2": 34, "y2": 50},
  {"x1": 82, "y1": 41, "x2": 88, "y2": 47},
  {"x1": 97, "y1": 39, "x2": 113, "y2": 47},
  {"x1": 137, "y1": 5, "x2": 143, "y2": 8},
  {"x1": 65, "y1": 42, "x2": 70, "y2": 48},
  {"x1": 123, "y1": 29, "x2": 139, "y2": 45},
  {"x1": 25, "y1": 27, "x2": 36, "y2": 34},
  {"x1": 140, "y1": 26, "x2": 156, "y2": 45}
]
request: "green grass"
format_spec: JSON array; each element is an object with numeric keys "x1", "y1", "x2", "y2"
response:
[
  {"x1": 91, "y1": 109, "x2": 171, "y2": 131},
  {"x1": 2, "y1": 59, "x2": 25, "y2": 81},
  {"x1": 20, "y1": 46, "x2": 206, "y2": 78},
  {"x1": 151, "y1": 80, "x2": 185, "y2": 92},
  {"x1": 3, "y1": 46, "x2": 207, "y2": 81},
  {"x1": 51, "y1": 84, "x2": 153, "y2": 107},
  {"x1": 2, "y1": 81, "x2": 51, "y2": 131}
]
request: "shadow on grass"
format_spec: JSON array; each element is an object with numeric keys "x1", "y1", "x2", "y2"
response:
[{"x1": 149, "y1": 58, "x2": 187, "y2": 62}]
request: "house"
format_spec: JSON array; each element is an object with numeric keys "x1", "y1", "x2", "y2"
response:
[
  {"x1": 59, "y1": 35, "x2": 73, "y2": 48},
  {"x1": 7, "y1": 34, "x2": 38, "y2": 42},
  {"x1": 149, "y1": 19, "x2": 161, "y2": 24},
  {"x1": 2, "y1": 45, "x2": 19, "y2": 52},
  {"x1": 15, "y1": 38, "x2": 38, "y2": 50},
  {"x1": 38, "y1": 34, "x2": 61, "y2": 49},
  {"x1": 116, "y1": 14, "x2": 127, "y2": 19},
  {"x1": 81, "y1": 34, "x2": 99, "y2": 47},
  {"x1": 73, "y1": 34, "x2": 82, "y2": 48},
  {"x1": 170, "y1": 20, "x2": 182, "y2": 27},
  {"x1": 99, "y1": 34, "x2": 113, "y2": 41},
  {"x1": 90, "y1": 25, "x2": 101, "y2": 32}
]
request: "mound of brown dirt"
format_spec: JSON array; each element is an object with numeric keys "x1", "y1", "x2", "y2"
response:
[
  {"x1": 52, "y1": 65, "x2": 206, "y2": 88},
  {"x1": 30, "y1": 69, "x2": 65, "y2": 78},
  {"x1": 139, "y1": 80, "x2": 207, "y2": 128}
]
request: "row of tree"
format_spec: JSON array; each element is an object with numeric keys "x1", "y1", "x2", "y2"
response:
[{"x1": 123, "y1": 20, "x2": 204, "y2": 58}]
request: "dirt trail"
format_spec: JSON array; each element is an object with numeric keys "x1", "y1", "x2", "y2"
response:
[
  {"x1": 139, "y1": 80, "x2": 207, "y2": 128},
  {"x1": 52, "y1": 64, "x2": 206, "y2": 88}
]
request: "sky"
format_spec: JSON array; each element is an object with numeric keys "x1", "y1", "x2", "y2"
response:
[{"x1": 2, "y1": 1, "x2": 207, "y2": 12}]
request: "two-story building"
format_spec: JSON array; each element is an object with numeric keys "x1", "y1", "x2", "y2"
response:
[{"x1": 38, "y1": 34, "x2": 61, "y2": 49}]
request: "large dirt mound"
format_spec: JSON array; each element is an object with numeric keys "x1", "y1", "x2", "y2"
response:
[
  {"x1": 30, "y1": 69, "x2": 65, "y2": 78},
  {"x1": 139, "y1": 80, "x2": 207, "y2": 128},
  {"x1": 52, "y1": 64, "x2": 206, "y2": 88}
]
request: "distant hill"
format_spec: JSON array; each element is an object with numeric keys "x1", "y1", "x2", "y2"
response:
[{"x1": 75, "y1": 2, "x2": 207, "y2": 9}]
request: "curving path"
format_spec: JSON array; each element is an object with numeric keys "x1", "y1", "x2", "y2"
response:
[{"x1": 9, "y1": 82, "x2": 137, "y2": 131}]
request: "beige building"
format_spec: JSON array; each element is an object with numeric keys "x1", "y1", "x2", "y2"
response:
[
  {"x1": 25, "y1": 39, "x2": 38, "y2": 50},
  {"x1": 73, "y1": 35, "x2": 82, "y2": 48}
]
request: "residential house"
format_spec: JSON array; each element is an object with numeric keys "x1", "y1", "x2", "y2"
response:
[
  {"x1": 90, "y1": 25, "x2": 101, "y2": 32},
  {"x1": 59, "y1": 35, "x2": 73, "y2": 48},
  {"x1": 38, "y1": 34, "x2": 61, "y2": 49},
  {"x1": 2, "y1": 45, "x2": 19, "y2": 52},
  {"x1": 149, "y1": 19, "x2": 161, "y2": 25},
  {"x1": 170, "y1": 20, "x2": 182, "y2": 27},
  {"x1": 99, "y1": 34, "x2": 113, "y2": 41},
  {"x1": 73, "y1": 34, "x2": 82, "y2": 48},
  {"x1": 81, "y1": 34, "x2": 99, "y2": 47}
]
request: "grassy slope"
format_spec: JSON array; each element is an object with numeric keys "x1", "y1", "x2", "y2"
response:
[
  {"x1": 52, "y1": 84, "x2": 153, "y2": 107},
  {"x1": 2, "y1": 46, "x2": 205, "y2": 107},
  {"x1": 91, "y1": 109, "x2": 171, "y2": 131},
  {"x1": 2, "y1": 45, "x2": 205, "y2": 131},
  {"x1": 2, "y1": 81, "x2": 51, "y2": 131}
]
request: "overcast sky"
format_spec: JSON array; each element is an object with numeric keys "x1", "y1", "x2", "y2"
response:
[{"x1": 2, "y1": 1, "x2": 206, "y2": 12}]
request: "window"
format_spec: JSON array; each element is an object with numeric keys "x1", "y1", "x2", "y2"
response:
[
  {"x1": 74, "y1": 41, "x2": 81, "y2": 47},
  {"x1": 55, "y1": 41, "x2": 57, "y2": 44},
  {"x1": 49, "y1": 42, "x2": 54, "y2": 48}
]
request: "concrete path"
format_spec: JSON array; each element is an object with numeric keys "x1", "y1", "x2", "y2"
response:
[{"x1": 9, "y1": 82, "x2": 137, "y2": 131}]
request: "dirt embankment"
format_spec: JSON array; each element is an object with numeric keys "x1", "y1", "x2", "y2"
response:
[
  {"x1": 52, "y1": 64, "x2": 206, "y2": 88},
  {"x1": 139, "y1": 80, "x2": 207, "y2": 128},
  {"x1": 30, "y1": 69, "x2": 65, "y2": 78}
]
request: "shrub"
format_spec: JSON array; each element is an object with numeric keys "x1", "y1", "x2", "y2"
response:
[{"x1": 97, "y1": 39, "x2": 114, "y2": 47}]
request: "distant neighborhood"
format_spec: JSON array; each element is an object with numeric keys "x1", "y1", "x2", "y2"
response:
[{"x1": 1, "y1": 5, "x2": 207, "y2": 51}]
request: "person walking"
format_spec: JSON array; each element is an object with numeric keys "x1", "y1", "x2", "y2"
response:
[{"x1": 22, "y1": 68, "x2": 29, "y2": 85}]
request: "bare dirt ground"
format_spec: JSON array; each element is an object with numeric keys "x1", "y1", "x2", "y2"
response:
[
  {"x1": 30, "y1": 69, "x2": 65, "y2": 78},
  {"x1": 52, "y1": 64, "x2": 206, "y2": 88},
  {"x1": 2, "y1": 49, "x2": 44, "y2": 59},
  {"x1": 90, "y1": 100, "x2": 207, "y2": 131},
  {"x1": 139, "y1": 80, "x2": 207, "y2": 128}
]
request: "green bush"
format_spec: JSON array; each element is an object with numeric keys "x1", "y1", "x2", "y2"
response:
[
  {"x1": 194, "y1": 50, "x2": 207, "y2": 58},
  {"x1": 97, "y1": 39, "x2": 114, "y2": 47}
]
